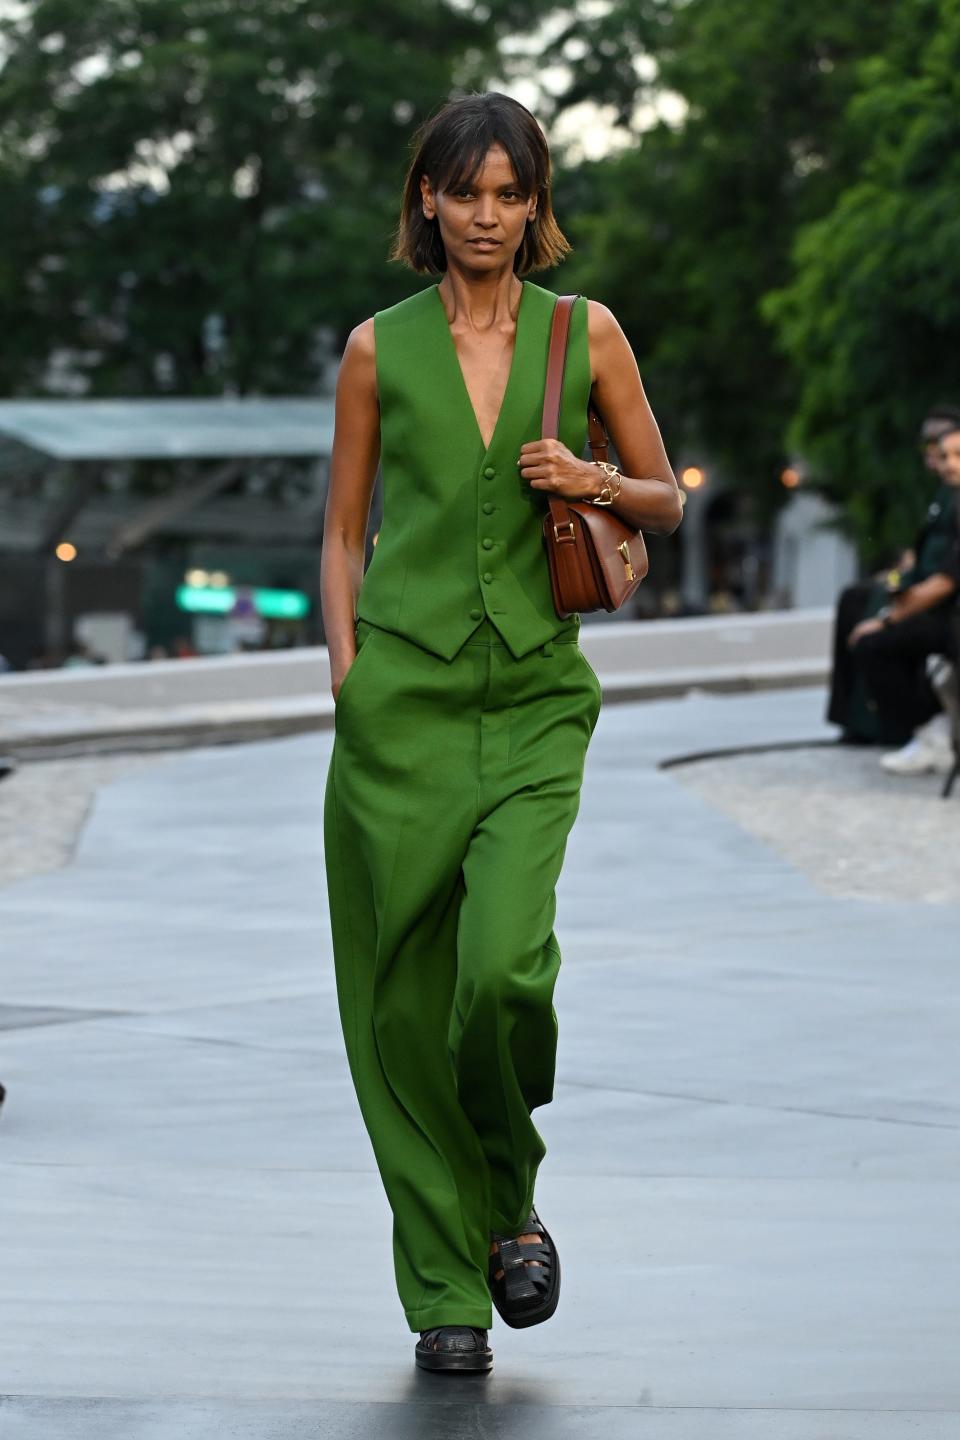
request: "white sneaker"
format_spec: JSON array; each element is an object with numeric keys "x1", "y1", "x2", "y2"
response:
[
  {"x1": 914, "y1": 712, "x2": 951, "y2": 747},
  {"x1": 880, "y1": 732, "x2": 954, "y2": 775}
]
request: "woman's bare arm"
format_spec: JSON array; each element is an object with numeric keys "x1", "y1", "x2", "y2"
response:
[
  {"x1": 519, "y1": 299, "x2": 683, "y2": 535},
  {"x1": 320, "y1": 317, "x2": 380, "y2": 698}
]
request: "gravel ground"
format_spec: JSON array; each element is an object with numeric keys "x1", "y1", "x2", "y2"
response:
[
  {"x1": 671, "y1": 742, "x2": 959, "y2": 905},
  {"x1": 0, "y1": 752, "x2": 176, "y2": 890}
]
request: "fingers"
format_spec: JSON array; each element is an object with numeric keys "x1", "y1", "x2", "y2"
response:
[
  {"x1": 518, "y1": 439, "x2": 584, "y2": 494},
  {"x1": 518, "y1": 451, "x2": 554, "y2": 474},
  {"x1": 519, "y1": 439, "x2": 566, "y2": 461}
]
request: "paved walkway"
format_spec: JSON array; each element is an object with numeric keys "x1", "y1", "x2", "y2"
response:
[{"x1": 1, "y1": 685, "x2": 958, "y2": 1438}]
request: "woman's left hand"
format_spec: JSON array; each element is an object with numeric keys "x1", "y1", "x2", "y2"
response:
[{"x1": 518, "y1": 439, "x2": 599, "y2": 499}]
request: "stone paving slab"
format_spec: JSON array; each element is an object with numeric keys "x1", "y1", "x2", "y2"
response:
[
  {"x1": 1, "y1": 684, "x2": 958, "y2": 1435},
  {"x1": 4, "y1": 1397, "x2": 956, "y2": 1440},
  {"x1": 2, "y1": 1157, "x2": 956, "y2": 1410},
  {"x1": 0, "y1": 1004, "x2": 125, "y2": 1031}
]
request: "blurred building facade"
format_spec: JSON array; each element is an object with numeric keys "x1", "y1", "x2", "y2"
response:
[
  {"x1": 0, "y1": 401, "x2": 854, "y2": 671},
  {"x1": 0, "y1": 399, "x2": 350, "y2": 669}
]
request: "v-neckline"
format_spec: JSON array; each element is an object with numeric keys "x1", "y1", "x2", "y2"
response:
[{"x1": 433, "y1": 280, "x2": 528, "y2": 458}]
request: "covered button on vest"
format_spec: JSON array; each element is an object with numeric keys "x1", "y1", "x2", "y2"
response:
[{"x1": 356, "y1": 280, "x2": 592, "y2": 662}]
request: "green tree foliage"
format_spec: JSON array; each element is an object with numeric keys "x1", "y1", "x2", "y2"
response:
[
  {"x1": 0, "y1": 0, "x2": 550, "y2": 397},
  {"x1": 543, "y1": 0, "x2": 936, "y2": 534},
  {"x1": 763, "y1": 1, "x2": 960, "y2": 559},
  {"x1": 3, "y1": 0, "x2": 955, "y2": 565}
]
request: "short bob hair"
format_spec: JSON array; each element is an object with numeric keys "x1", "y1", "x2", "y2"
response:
[{"x1": 389, "y1": 92, "x2": 571, "y2": 277}]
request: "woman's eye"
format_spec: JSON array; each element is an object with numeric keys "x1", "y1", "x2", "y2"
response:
[{"x1": 450, "y1": 188, "x2": 521, "y2": 199}]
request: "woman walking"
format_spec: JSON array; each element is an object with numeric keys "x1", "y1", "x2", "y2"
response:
[{"x1": 321, "y1": 91, "x2": 681, "y2": 1374}]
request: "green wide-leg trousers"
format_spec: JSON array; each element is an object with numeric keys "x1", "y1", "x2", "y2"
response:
[{"x1": 323, "y1": 615, "x2": 601, "y2": 1333}]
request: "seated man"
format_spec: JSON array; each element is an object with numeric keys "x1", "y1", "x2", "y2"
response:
[
  {"x1": 826, "y1": 403, "x2": 960, "y2": 742},
  {"x1": 849, "y1": 420, "x2": 960, "y2": 772}
]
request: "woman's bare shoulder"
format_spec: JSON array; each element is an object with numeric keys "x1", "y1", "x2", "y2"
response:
[
  {"x1": 583, "y1": 299, "x2": 627, "y2": 383},
  {"x1": 343, "y1": 316, "x2": 376, "y2": 360},
  {"x1": 338, "y1": 317, "x2": 377, "y2": 400},
  {"x1": 585, "y1": 297, "x2": 623, "y2": 343}
]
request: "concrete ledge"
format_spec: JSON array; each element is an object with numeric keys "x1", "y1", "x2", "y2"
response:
[
  {"x1": 596, "y1": 658, "x2": 828, "y2": 703},
  {"x1": 0, "y1": 609, "x2": 833, "y2": 759},
  {"x1": 0, "y1": 696, "x2": 329, "y2": 761},
  {"x1": 2, "y1": 671, "x2": 831, "y2": 762}
]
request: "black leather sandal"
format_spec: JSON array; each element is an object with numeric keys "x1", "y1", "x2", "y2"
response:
[
  {"x1": 488, "y1": 1205, "x2": 560, "y2": 1328},
  {"x1": 415, "y1": 1325, "x2": 493, "y2": 1373}
]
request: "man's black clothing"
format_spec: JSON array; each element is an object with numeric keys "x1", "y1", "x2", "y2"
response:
[
  {"x1": 826, "y1": 578, "x2": 889, "y2": 740},
  {"x1": 852, "y1": 609, "x2": 957, "y2": 746},
  {"x1": 827, "y1": 482, "x2": 959, "y2": 743}
]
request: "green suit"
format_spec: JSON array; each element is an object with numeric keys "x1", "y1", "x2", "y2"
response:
[{"x1": 323, "y1": 280, "x2": 601, "y2": 1332}]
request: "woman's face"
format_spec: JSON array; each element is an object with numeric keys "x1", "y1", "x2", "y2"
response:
[
  {"x1": 421, "y1": 144, "x2": 537, "y2": 273},
  {"x1": 939, "y1": 430, "x2": 960, "y2": 485}
]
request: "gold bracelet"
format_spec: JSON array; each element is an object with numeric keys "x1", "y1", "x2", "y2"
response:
[{"x1": 589, "y1": 460, "x2": 622, "y2": 505}]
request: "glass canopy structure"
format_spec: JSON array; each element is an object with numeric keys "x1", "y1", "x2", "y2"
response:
[
  {"x1": 0, "y1": 397, "x2": 337, "y2": 553},
  {"x1": 0, "y1": 398, "x2": 334, "y2": 462},
  {"x1": 0, "y1": 398, "x2": 342, "y2": 667}
]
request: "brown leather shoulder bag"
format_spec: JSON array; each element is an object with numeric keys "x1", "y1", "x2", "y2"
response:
[{"x1": 540, "y1": 293, "x2": 649, "y2": 617}]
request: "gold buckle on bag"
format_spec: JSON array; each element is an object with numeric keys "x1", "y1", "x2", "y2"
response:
[{"x1": 553, "y1": 520, "x2": 576, "y2": 541}]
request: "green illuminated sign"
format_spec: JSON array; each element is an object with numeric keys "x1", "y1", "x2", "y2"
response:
[
  {"x1": 176, "y1": 585, "x2": 310, "y2": 620},
  {"x1": 176, "y1": 585, "x2": 233, "y2": 614},
  {"x1": 255, "y1": 587, "x2": 311, "y2": 619}
]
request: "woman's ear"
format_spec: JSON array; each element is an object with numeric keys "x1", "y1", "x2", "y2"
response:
[{"x1": 420, "y1": 173, "x2": 435, "y2": 220}]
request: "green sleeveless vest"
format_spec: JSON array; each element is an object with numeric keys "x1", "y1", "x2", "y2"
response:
[{"x1": 356, "y1": 279, "x2": 592, "y2": 662}]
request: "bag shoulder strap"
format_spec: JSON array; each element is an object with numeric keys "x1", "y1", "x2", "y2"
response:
[
  {"x1": 541, "y1": 294, "x2": 577, "y2": 439},
  {"x1": 541, "y1": 291, "x2": 612, "y2": 536},
  {"x1": 541, "y1": 293, "x2": 610, "y2": 464}
]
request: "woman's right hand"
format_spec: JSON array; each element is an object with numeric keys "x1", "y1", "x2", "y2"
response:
[{"x1": 331, "y1": 646, "x2": 359, "y2": 704}]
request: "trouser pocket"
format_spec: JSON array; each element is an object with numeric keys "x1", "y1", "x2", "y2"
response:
[{"x1": 334, "y1": 620, "x2": 377, "y2": 712}]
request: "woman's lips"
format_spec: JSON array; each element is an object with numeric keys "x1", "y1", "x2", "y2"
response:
[{"x1": 468, "y1": 239, "x2": 500, "y2": 247}]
